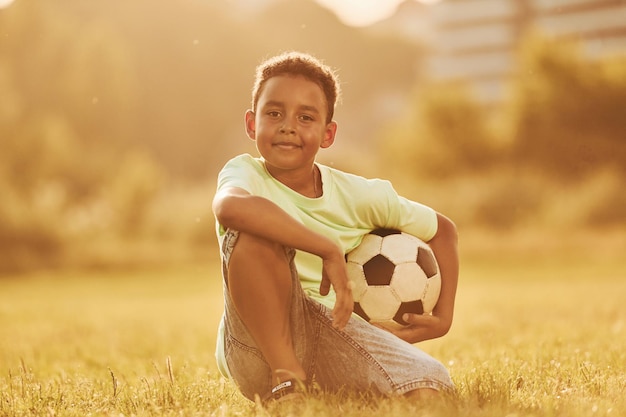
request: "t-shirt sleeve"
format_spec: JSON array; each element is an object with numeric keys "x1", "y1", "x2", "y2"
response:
[
  {"x1": 215, "y1": 155, "x2": 262, "y2": 237},
  {"x1": 378, "y1": 180, "x2": 438, "y2": 242},
  {"x1": 391, "y1": 195, "x2": 438, "y2": 242},
  {"x1": 216, "y1": 154, "x2": 259, "y2": 194},
  {"x1": 329, "y1": 171, "x2": 439, "y2": 243}
]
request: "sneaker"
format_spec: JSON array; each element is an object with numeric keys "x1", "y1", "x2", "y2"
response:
[{"x1": 263, "y1": 378, "x2": 307, "y2": 404}]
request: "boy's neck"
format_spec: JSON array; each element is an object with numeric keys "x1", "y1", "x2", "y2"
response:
[{"x1": 266, "y1": 163, "x2": 321, "y2": 198}]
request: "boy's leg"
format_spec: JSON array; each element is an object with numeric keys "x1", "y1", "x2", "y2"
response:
[
  {"x1": 226, "y1": 231, "x2": 306, "y2": 385},
  {"x1": 305, "y1": 297, "x2": 454, "y2": 397},
  {"x1": 220, "y1": 230, "x2": 452, "y2": 400}
]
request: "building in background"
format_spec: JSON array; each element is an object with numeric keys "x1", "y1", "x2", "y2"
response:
[
  {"x1": 430, "y1": 0, "x2": 626, "y2": 102},
  {"x1": 375, "y1": 0, "x2": 626, "y2": 103}
]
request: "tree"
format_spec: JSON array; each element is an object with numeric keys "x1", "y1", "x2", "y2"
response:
[
  {"x1": 382, "y1": 82, "x2": 497, "y2": 179},
  {"x1": 508, "y1": 34, "x2": 626, "y2": 181}
]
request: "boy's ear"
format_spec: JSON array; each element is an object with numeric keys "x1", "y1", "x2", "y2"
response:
[
  {"x1": 320, "y1": 121, "x2": 337, "y2": 149},
  {"x1": 245, "y1": 110, "x2": 256, "y2": 140}
]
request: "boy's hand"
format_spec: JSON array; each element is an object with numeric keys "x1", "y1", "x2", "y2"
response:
[
  {"x1": 319, "y1": 253, "x2": 353, "y2": 331},
  {"x1": 378, "y1": 311, "x2": 451, "y2": 344}
]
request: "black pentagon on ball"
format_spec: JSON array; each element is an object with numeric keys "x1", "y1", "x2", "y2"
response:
[
  {"x1": 363, "y1": 254, "x2": 395, "y2": 286},
  {"x1": 393, "y1": 300, "x2": 424, "y2": 325},
  {"x1": 353, "y1": 302, "x2": 370, "y2": 322},
  {"x1": 416, "y1": 246, "x2": 438, "y2": 278},
  {"x1": 370, "y1": 228, "x2": 401, "y2": 237}
]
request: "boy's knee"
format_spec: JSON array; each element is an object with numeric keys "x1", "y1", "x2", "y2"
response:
[
  {"x1": 231, "y1": 232, "x2": 289, "y2": 264},
  {"x1": 226, "y1": 232, "x2": 294, "y2": 289}
]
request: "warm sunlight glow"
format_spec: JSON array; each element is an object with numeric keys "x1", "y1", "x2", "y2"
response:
[
  {"x1": 0, "y1": 0, "x2": 15, "y2": 8},
  {"x1": 315, "y1": 0, "x2": 440, "y2": 27}
]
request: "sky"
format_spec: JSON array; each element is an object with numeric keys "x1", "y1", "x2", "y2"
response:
[
  {"x1": 0, "y1": 0, "x2": 440, "y2": 26},
  {"x1": 315, "y1": 0, "x2": 440, "y2": 27}
]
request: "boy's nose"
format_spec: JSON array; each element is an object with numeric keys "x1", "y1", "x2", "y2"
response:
[{"x1": 279, "y1": 125, "x2": 296, "y2": 134}]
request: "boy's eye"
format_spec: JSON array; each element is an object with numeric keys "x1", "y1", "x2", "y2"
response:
[
  {"x1": 299, "y1": 114, "x2": 314, "y2": 122},
  {"x1": 267, "y1": 111, "x2": 281, "y2": 118}
]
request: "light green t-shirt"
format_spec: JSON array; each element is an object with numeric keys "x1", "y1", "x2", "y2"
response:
[{"x1": 214, "y1": 154, "x2": 438, "y2": 377}]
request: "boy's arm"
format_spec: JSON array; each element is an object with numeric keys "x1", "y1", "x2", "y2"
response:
[
  {"x1": 385, "y1": 213, "x2": 459, "y2": 344},
  {"x1": 212, "y1": 186, "x2": 353, "y2": 330}
]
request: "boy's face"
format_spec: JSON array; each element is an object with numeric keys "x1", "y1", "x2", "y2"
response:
[{"x1": 245, "y1": 75, "x2": 337, "y2": 176}]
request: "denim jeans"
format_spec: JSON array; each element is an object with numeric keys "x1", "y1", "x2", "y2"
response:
[{"x1": 219, "y1": 230, "x2": 453, "y2": 400}]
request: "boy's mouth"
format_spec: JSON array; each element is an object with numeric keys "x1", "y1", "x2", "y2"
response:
[{"x1": 274, "y1": 142, "x2": 301, "y2": 150}]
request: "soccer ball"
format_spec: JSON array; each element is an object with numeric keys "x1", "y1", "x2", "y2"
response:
[{"x1": 346, "y1": 229, "x2": 441, "y2": 328}]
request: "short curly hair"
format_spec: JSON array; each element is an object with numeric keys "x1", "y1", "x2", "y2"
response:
[{"x1": 251, "y1": 51, "x2": 341, "y2": 123}]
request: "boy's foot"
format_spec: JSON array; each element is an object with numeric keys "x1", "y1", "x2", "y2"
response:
[{"x1": 263, "y1": 378, "x2": 308, "y2": 404}]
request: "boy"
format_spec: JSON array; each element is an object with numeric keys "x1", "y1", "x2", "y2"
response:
[{"x1": 212, "y1": 51, "x2": 459, "y2": 402}]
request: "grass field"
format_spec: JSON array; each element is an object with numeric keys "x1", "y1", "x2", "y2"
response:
[{"x1": 1, "y1": 231, "x2": 625, "y2": 416}]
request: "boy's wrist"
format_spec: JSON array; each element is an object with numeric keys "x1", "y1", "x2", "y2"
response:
[{"x1": 316, "y1": 238, "x2": 343, "y2": 261}]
